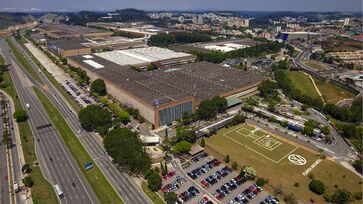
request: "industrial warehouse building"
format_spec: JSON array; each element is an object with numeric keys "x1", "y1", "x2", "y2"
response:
[
  {"x1": 47, "y1": 39, "x2": 92, "y2": 57},
  {"x1": 94, "y1": 47, "x2": 196, "y2": 68},
  {"x1": 67, "y1": 54, "x2": 264, "y2": 128},
  {"x1": 45, "y1": 37, "x2": 147, "y2": 57},
  {"x1": 37, "y1": 24, "x2": 113, "y2": 39}
]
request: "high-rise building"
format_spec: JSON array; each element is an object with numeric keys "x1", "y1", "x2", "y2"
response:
[
  {"x1": 276, "y1": 26, "x2": 282, "y2": 33},
  {"x1": 227, "y1": 18, "x2": 249, "y2": 28},
  {"x1": 178, "y1": 16, "x2": 185, "y2": 23},
  {"x1": 344, "y1": 18, "x2": 350, "y2": 26}
]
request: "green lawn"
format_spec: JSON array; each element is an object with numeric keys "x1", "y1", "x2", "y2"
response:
[
  {"x1": 0, "y1": 55, "x2": 58, "y2": 204},
  {"x1": 314, "y1": 79, "x2": 356, "y2": 104},
  {"x1": 141, "y1": 181, "x2": 165, "y2": 204},
  {"x1": 33, "y1": 87, "x2": 123, "y2": 204},
  {"x1": 287, "y1": 71, "x2": 320, "y2": 99},
  {"x1": 5, "y1": 37, "x2": 43, "y2": 84},
  {"x1": 205, "y1": 123, "x2": 362, "y2": 203}
]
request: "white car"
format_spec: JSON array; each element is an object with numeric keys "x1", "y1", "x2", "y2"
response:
[{"x1": 14, "y1": 182, "x2": 19, "y2": 193}]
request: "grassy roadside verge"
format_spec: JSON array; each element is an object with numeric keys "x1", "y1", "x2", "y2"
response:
[
  {"x1": 141, "y1": 181, "x2": 165, "y2": 204},
  {"x1": 16, "y1": 37, "x2": 80, "y2": 112},
  {"x1": 5, "y1": 37, "x2": 43, "y2": 84},
  {"x1": 0, "y1": 54, "x2": 58, "y2": 204},
  {"x1": 33, "y1": 87, "x2": 123, "y2": 204}
]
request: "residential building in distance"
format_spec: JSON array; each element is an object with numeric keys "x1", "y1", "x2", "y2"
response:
[{"x1": 227, "y1": 18, "x2": 249, "y2": 28}]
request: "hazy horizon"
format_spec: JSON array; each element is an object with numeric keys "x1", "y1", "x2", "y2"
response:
[{"x1": 1, "y1": 0, "x2": 362, "y2": 13}]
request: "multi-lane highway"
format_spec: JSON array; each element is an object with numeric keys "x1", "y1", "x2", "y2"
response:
[
  {"x1": 0, "y1": 38, "x2": 100, "y2": 204},
  {"x1": 0, "y1": 94, "x2": 11, "y2": 204},
  {"x1": 9, "y1": 37, "x2": 152, "y2": 203}
]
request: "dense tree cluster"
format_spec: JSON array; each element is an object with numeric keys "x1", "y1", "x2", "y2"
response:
[
  {"x1": 165, "y1": 192, "x2": 178, "y2": 204},
  {"x1": 104, "y1": 128, "x2": 150, "y2": 174},
  {"x1": 324, "y1": 97, "x2": 362, "y2": 123},
  {"x1": 145, "y1": 169, "x2": 162, "y2": 191},
  {"x1": 148, "y1": 32, "x2": 212, "y2": 47},
  {"x1": 78, "y1": 105, "x2": 112, "y2": 135},
  {"x1": 175, "y1": 126, "x2": 196, "y2": 143},
  {"x1": 90, "y1": 79, "x2": 107, "y2": 96},
  {"x1": 68, "y1": 66, "x2": 90, "y2": 85},
  {"x1": 112, "y1": 31, "x2": 143, "y2": 38},
  {"x1": 61, "y1": 9, "x2": 150, "y2": 26},
  {"x1": 196, "y1": 96, "x2": 228, "y2": 120},
  {"x1": 225, "y1": 114, "x2": 246, "y2": 127},
  {"x1": 258, "y1": 80, "x2": 281, "y2": 106},
  {"x1": 193, "y1": 41, "x2": 284, "y2": 64},
  {"x1": 173, "y1": 141, "x2": 191, "y2": 154}
]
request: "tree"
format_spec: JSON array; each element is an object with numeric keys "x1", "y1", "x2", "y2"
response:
[
  {"x1": 13, "y1": 110, "x2": 28, "y2": 122},
  {"x1": 23, "y1": 176, "x2": 34, "y2": 187},
  {"x1": 330, "y1": 189, "x2": 351, "y2": 204},
  {"x1": 224, "y1": 154, "x2": 230, "y2": 163},
  {"x1": 303, "y1": 125, "x2": 314, "y2": 136},
  {"x1": 301, "y1": 104, "x2": 309, "y2": 111},
  {"x1": 165, "y1": 192, "x2": 178, "y2": 204},
  {"x1": 200, "y1": 138, "x2": 205, "y2": 147},
  {"x1": 309, "y1": 180, "x2": 325, "y2": 195},
  {"x1": 256, "y1": 178, "x2": 267, "y2": 187},
  {"x1": 147, "y1": 172, "x2": 162, "y2": 191},
  {"x1": 104, "y1": 128, "x2": 151, "y2": 174},
  {"x1": 90, "y1": 79, "x2": 107, "y2": 96},
  {"x1": 352, "y1": 160, "x2": 362, "y2": 174},
  {"x1": 182, "y1": 111, "x2": 192, "y2": 126},
  {"x1": 22, "y1": 164, "x2": 32, "y2": 174},
  {"x1": 1, "y1": 130, "x2": 10, "y2": 147},
  {"x1": 232, "y1": 162, "x2": 238, "y2": 170},
  {"x1": 160, "y1": 162, "x2": 166, "y2": 176},
  {"x1": 173, "y1": 141, "x2": 191, "y2": 154},
  {"x1": 78, "y1": 105, "x2": 112, "y2": 133},
  {"x1": 321, "y1": 126, "x2": 330, "y2": 135},
  {"x1": 243, "y1": 166, "x2": 256, "y2": 179}
]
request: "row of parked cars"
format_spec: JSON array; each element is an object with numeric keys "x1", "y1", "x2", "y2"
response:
[
  {"x1": 191, "y1": 152, "x2": 209, "y2": 163},
  {"x1": 178, "y1": 186, "x2": 200, "y2": 203},
  {"x1": 260, "y1": 195, "x2": 279, "y2": 204},
  {"x1": 200, "y1": 166, "x2": 233, "y2": 189},
  {"x1": 228, "y1": 183, "x2": 263, "y2": 204},
  {"x1": 197, "y1": 196, "x2": 213, "y2": 204},
  {"x1": 162, "y1": 171, "x2": 176, "y2": 181},
  {"x1": 215, "y1": 175, "x2": 248, "y2": 200},
  {"x1": 187, "y1": 159, "x2": 222, "y2": 180},
  {"x1": 160, "y1": 175, "x2": 187, "y2": 193}
]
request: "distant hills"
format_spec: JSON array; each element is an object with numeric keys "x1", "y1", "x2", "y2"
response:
[{"x1": 0, "y1": 12, "x2": 36, "y2": 29}]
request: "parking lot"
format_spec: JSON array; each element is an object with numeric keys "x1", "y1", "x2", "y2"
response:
[{"x1": 166, "y1": 152, "x2": 278, "y2": 204}]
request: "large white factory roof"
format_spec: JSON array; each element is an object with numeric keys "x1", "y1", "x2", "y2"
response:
[{"x1": 94, "y1": 47, "x2": 192, "y2": 66}]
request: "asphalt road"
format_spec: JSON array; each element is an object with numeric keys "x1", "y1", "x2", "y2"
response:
[
  {"x1": 0, "y1": 38, "x2": 100, "y2": 204},
  {"x1": 0, "y1": 96, "x2": 10, "y2": 204},
  {"x1": 11, "y1": 38, "x2": 152, "y2": 204}
]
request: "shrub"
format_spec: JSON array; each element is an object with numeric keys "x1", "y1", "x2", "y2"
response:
[
  {"x1": 23, "y1": 176, "x2": 34, "y2": 187},
  {"x1": 13, "y1": 110, "x2": 28, "y2": 122},
  {"x1": 256, "y1": 178, "x2": 267, "y2": 187},
  {"x1": 21, "y1": 164, "x2": 31, "y2": 174},
  {"x1": 309, "y1": 180, "x2": 325, "y2": 195},
  {"x1": 224, "y1": 154, "x2": 230, "y2": 163}
]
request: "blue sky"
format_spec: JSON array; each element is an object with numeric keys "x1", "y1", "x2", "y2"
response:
[{"x1": 1, "y1": 0, "x2": 362, "y2": 12}]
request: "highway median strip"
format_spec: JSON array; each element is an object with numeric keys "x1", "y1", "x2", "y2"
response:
[
  {"x1": 33, "y1": 87, "x2": 124, "y2": 204},
  {"x1": 0, "y1": 53, "x2": 59, "y2": 203}
]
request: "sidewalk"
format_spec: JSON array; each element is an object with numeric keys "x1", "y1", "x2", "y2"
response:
[{"x1": 0, "y1": 90, "x2": 33, "y2": 204}]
